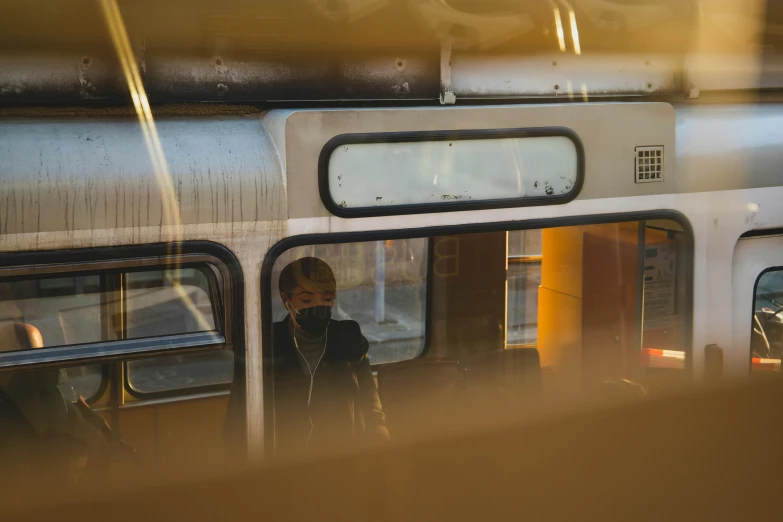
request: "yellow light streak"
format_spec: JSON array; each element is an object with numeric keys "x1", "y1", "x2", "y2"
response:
[
  {"x1": 554, "y1": 8, "x2": 566, "y2": 52},
  {"x1": 99, "y1": 0, "x2": 212, "y2": 333},
  {"x1": 569, "y1": 9, "x2": 581, "y2": 55}
]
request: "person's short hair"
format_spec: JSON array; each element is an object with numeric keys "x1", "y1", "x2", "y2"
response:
[{"x1": 279, "y1": 257, "x2": 336, "y2": 296}]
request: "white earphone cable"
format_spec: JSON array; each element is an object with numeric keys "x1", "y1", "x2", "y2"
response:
[{"x1": 293, "y1": 326, "x2": 328, "y2": 449}]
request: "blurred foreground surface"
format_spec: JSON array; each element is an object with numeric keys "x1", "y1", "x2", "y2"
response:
[{"x1": 6, "y1": 376, "x2": 782, "y2": 522}]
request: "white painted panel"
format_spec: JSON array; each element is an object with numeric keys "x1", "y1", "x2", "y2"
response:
[{"x1": 327, "y1": 135, "x2": 578, "y2": 208}]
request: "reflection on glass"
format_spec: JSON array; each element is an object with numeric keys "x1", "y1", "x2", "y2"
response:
[
  {"x1": 507, "y1": 263, "x2": 541, "y2": 345},
  {"x1": 0, "y1": 266, "x2": 226, "y2": 398},
  {"x1": 507, "y1": 230, "x2": 542, "y2": 346},
  {"x1": 0, "y1": 275, "x2": 102, "y2": 350},
  {"x1": 125, "y1": 268, "x2": 216, "y2": 338},
  {"x1": 124, "y1": 267, "x2": 226, "y2": 394},
  {"x1": 127, "y1": 349, "x2": 233, "y2": 394},
  {"x1": 59, "y1": 365, "x2": 104, "y2": 401}
]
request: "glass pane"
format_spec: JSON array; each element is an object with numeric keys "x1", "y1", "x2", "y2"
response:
[
  {"x1": 328, "y1": 135, "x2": 579, "y2": 209},
  {"x1": 752, "y1": 269, "x2": 783, "y2": 370},
  {"x1": 124, "y1": 267, "x2": 225, "y2": 393},
  {"x1": 0, "y1": 275, "x2": 102, "y2": 351},
  {"x1": 640, "y1": 227, "x2": 684, "y2": 372},
  {"x1": 59, "y1": 365, "x2": 105, "y2": 401},
  {"x1": 755, "y1": 270, "x2": 783, "y2": 312},
  {"x1": 507, "y1": 230, "x2": 542, "y2": 345},
  {"x1": 126, "y1": 349, "x2": 233, "y2": 394},
  {"x1": 271, "y1": 239, "x2": 428, "y2": 365},
  {"x1": 125, "y1": 267, "x2": 216, "y2": 338},
  {"x1": 507, "y1": 262, "x2": 541, "y2": 345},
  {"x1": 507, "y1": 230, "x2": 542, "y2": 257}
]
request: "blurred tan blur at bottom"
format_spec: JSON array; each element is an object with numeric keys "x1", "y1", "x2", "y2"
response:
[{"x1": 5, "y1": 375, "x2": 783, "y2": 522}]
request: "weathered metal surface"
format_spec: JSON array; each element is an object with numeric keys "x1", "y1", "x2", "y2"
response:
[
  {"x1": 0, "y1": 116, "x2": 285, "y2": 235},
  {"x1": 0, "y1": 54, "x2": 126, "y2": 103},
  {"x1": 3, "y1": 103, "x2": 783, "y2": 238},
  {"x1": 147, "y1": 53, "x2": 438, "y2": 102},
  {"x1": 0, "y1": 52, "x2": 440, "y2": 103},
  {"x1": 0, "y1": 0, "x2": 702, "y2": 104},
  {"x1": 451, "y1": 54, "x2": 682, "y2": 97}
]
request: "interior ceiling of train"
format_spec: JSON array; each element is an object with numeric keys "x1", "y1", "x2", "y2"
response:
[{"x1": 0, "y1": 0, "x2": 781, "y2": 104}]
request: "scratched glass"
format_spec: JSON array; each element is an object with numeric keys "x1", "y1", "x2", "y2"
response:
[{"x1": 327, "y1": 135, "x2": 579, "y2": 209}]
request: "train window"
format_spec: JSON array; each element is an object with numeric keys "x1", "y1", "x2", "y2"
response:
[
  {"x1": 126, "y1": 350, "x2": 233, "y2": 394},
  {"x1": 321, "y1": 129, "x2": 584, "y2": 217},
  {"x1": 125, "y1": 268, "x2": 217, "y2": 337},
  {"x1": 751, "y1": 268, "x2": 783, "y2": 372},
  {"x1": 60, "y1": 365, "x2": 105, "y2": 400},
  {"x1": 270, "y1": 239, "x2": 428, "y2": 365},
  {"x1": 0, "y1": 278, "x2": 107, "y2": 399},
  {"x1": 0, "y1": 274, "x2": 103, "y2": 347},
  {"x1": 124, "y1": 267, "x2": 231, "y2": 394},
  {"x1": 264, "y1": 218, "x2": 691, "y2": 457},
  {"x1": 0, "y1": 265, "x2": 221, "y2": 353},
  {"x1": 0, "y1": 260, "x2": 232, "y2": 399},
  {"x1": 507, "y1": 230, "x2": 542, "y2": 345}
]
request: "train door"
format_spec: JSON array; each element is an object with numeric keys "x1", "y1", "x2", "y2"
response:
[
  {"x1": 262, "y1": 217, "x2": 692, "y2": 456},
  {"x1": 733, "y1": 233, "x2": 783, "y2": 377}
]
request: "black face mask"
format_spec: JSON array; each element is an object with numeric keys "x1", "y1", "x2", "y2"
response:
[{"x1": 292, "y1": 305, "x2": 332, "y2": 337}]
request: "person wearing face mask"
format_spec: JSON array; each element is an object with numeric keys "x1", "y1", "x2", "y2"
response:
[{"x1": 223, "y1": 257, "x2": 389, "y2": 460}]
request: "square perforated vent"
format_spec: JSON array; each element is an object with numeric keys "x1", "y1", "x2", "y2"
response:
[{"x1": 635, "y1": 146, "x2": 664, "y2": 183}]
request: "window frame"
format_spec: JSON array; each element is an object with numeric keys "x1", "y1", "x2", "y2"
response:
[
  {"x1": 260, "y1": 209, "x2": 695, "y2": 454},
  {"x1": 318, "y1": 127, "x2": 586, "y2": 218},
  {"x1": 0, "y1": 242, "x2": 246, "y2": 408}
]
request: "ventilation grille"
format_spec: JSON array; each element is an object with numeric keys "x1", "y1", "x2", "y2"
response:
[{"x1": 635, "y1": 146, "x2": 664, "y2": 183}]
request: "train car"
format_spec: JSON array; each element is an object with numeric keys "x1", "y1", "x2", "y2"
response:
[{"x1": 1, "y1": 0, "x2": 783, "y2": 490}]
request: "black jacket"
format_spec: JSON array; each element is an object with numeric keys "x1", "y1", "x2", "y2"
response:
[{"x1": 224, "y1": 317, "x2": 388, "y2": 459}]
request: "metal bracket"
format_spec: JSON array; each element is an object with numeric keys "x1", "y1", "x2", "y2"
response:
[{"x1": 440, "y1": 38, "x2": 456, "y2": 105}]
